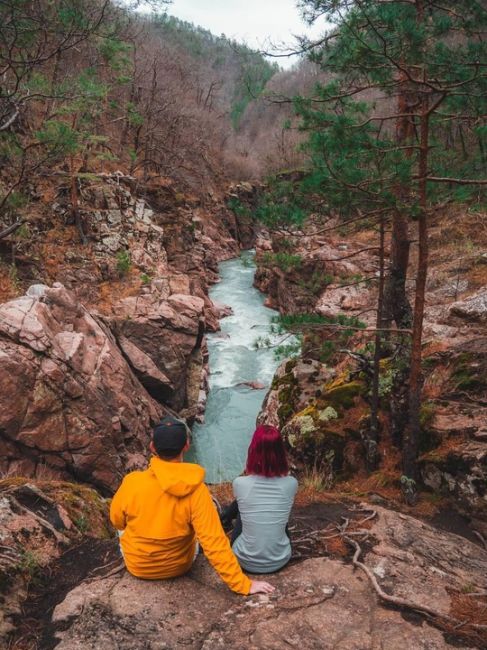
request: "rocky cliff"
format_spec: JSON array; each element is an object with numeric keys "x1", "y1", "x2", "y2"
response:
[
  {"x1": 255, "y1": 208, "x2": 487, "y2": 534},
  {"x1": 0, "y1": 175, "x2": 256, "y2": 490}
]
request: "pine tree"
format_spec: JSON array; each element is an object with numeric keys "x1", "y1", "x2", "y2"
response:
[{"x1": 265, "y1": 0, "x2": 486, "y2": 497}]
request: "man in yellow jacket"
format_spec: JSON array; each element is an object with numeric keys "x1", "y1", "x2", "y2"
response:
[{"x1": 110, "y1": 416, "x2": 274, "y2": 596}]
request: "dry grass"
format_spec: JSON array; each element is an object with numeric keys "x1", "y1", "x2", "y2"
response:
[
  {"x1": 446, "y1": 590, "x2": 487, "y2": 648},
  {"x1": 324, "y1": 534, "x2": 349, "y2": 557},
  {"x1": 0, "y1": 264, "x2": 22, "y2": 302},
  {"x1": 301, "y1": 464, "x2": 334, "y2": 492},
  {"x1": 95, "y1": 273, "x2": 143, "y2": 314},
  {"x1": 208, "y1": 482, "x2": 234, "y2": 504},
  {"x1": 420, "y1": 434, "x2": 468, "y2": 464}
]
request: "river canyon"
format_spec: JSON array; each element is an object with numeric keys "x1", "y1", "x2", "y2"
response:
[
  {"x1": 1, "y1": 1, "x2": 486, "y2": 647},
  {"x1": 188, "y1": 250, "x2": 296, "y2": 483}
]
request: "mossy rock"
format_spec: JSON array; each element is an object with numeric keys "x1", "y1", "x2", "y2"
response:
[
  {"x1": 278, "y1": 384, "x2": 293, "y2": 403},
  {"x1": 322, "y1": 379, "x2": 363, "y2": 410},
  {"x1": 272, "y1": 371, "x2": 295, "y2": 390},
  {"x1": 451, "y1": 352, "x2": 487, "y2": 393},
  {"x1": 294, "y1": 405, "x2": 318, "y2": 419},
  {"x1": 285, "y1": 358, "x2": 298, "y2": 373},
  {"x1": 277, "y1": 403, "x2": 294, "y2": 424},
  {"x1": 276, "y1": 378, "x2": 301, "y2": 427},
  {"x1": 283, "y1": 413, "x2": 348, "y2": 473},
  {"x1": 0, "y1": 479, "x2": 113, "y2": 540},
  {"x1": 318, "y1": 406, "x2": 339, "y2": 422}
]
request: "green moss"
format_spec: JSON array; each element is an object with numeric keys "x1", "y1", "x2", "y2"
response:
[
  {"x1": 455, "y1": 374, "x2": 485, "y2": 391},
  {"x1": 285, "y1": 358, "x2": 298, "y2": 374},
  {"x1": 419, "y1": 401, "x2": 436, "y2": 430},
  {"x1": 276, "y1": 371, "x2": 301, "y2": 427},
  {"x1": 422, "y1": 356, "x2": 437, "y2": 370},
  {"x1": 295, "y1": 414, "x2": 316, "y2": 437},
  {"x1": 322, "y1": 380, "x2": 363, "y2": 409},
  {"x1": 277, "y1": 403, "x2": 294, "y2": 423},
  {"x1": 451, "y1": 353, "x2": 487, "y2": 392},
  {"x1": 278, "y1": 385, "x2": 293, "y2": 405},
  {"x1": 295, "y1": 405, "x2": 318, "y2": 418}
]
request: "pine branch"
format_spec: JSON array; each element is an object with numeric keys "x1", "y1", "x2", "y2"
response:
[{"x1": 423, "y1": 177, "x2": 487, "y2": 185}]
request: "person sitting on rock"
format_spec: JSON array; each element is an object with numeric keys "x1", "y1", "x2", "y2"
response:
[
  {"x1": 220, "y1": 424, "x2": 298, "y2": 574},
  {"x1": 110, "y1": 416, "x2": 274, "y2": 596}
]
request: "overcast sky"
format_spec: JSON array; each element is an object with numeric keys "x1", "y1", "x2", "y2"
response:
[{"x1": 156, "y1": 0, "x2": 327, "y2": 69}]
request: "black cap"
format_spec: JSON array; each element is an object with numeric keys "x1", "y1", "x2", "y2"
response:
[{"x1": 153, "y1": 416, "x2": 188, "y2": 457}]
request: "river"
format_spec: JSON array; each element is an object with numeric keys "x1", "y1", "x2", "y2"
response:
[{"x1": 186, "y1": 250, "x2": 288, "y2": 483}]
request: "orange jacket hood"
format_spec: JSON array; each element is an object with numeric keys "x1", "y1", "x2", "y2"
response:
[{"x1": 149, "y1": 456, "x2": 205, "y2": 497}]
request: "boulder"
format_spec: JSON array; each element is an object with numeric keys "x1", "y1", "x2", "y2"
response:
[
  {"x1": 0, "y1": 284, "x2": 162, "y2": 490},
  {"x1": 316, "y1": 284, "x2": 374, "y2": 324},
  {"x1": 118, "y1": 335, "x2": 174, "y2": 403},
  {"x1": 111, "y1": 293, "x2": 205, "y2": 411},
  {"x1": 421, "y1": 442, "x2": 487, "y2": 525},
  {"x1": 449, "y1": 289, "x2": 487, "y2": 323},
  {"x1": 167, "y1": 293, "x2": 205, "y2": 318},
  {"x1": 212, "y1": 301, "x2": 233, "y2": 318}
]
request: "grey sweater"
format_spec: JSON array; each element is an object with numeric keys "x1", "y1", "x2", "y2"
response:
[{"x1": 231, "y1": 474, "x2": 298, "y2": 573}]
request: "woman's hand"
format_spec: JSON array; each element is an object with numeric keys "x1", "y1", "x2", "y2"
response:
[{"x1": 249, "y1": 580, "x2": 275, "y2": 594}]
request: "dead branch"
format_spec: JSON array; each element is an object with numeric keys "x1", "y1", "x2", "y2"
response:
[
  {"x1": 422, "y1": 177, "x2": 487, "y2": 185},
  {"x1": 0, "y1": 220, "x2": 24, "y2": 240}
]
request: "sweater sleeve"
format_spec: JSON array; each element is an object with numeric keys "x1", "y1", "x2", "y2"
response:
[
  {"x1": 110, "y1": 477, "x2": 128, "y2": 531},
  {"x1": 190, "y1": 484, "x2": 252, "y2": 595}
]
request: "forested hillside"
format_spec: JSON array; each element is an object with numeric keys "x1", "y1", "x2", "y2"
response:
[
  {"x1": 1, "y1": 2, "x2": 487, "y2": 648},
  {"x1": 0, "y1": 1, "x2": 276, "y2": 247},
  {"x1": 247, "y1": 0, "x2": 486, "y2": 504}
]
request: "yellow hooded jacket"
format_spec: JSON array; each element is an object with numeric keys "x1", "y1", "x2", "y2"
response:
[{"x1": 110, "y1": 457, "x2": 251, "y2": 595}]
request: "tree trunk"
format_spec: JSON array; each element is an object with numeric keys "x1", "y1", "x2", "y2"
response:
[
  {"x1": 403, "y1": 80, "x2": 430, "y2": 484},
  {"x1": 383, "y1": 69, "x2": 415, "y2": 449},
  {"x1": 367, "y1": 216, "x2": 385, "y2": 471},
  {"x1": 69, "y1": 116, "x2": 87, "y2": 245},
  {"x1": 143, "y1": 60, "x2": 157, "y2": 182}
]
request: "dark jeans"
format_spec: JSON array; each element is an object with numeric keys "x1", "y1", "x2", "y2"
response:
[
  {"x1": 220, "y1": 500, "x2": 242, "y2": 544},
  {"x1": 220, "y1": 500, "x2": 291, "y2": 546}
]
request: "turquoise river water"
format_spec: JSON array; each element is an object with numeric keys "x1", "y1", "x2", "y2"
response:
[{"x1": 186, "y1": 250, "x2": 288, "y2": 483}]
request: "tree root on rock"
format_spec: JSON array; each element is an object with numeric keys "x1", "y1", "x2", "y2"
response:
[
  {"x1": 84, "y1": 558, "x2": 126, "y2": 583},
  {"x1": 344, "y1": 536, "x2": 487, "y2": 634}
]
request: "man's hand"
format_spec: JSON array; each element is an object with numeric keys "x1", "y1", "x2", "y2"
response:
[{"x1": 249, "y1": 580, "x2": 275, "y2": 594}]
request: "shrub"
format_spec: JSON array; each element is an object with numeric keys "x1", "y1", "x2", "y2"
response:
[{"x1": 116, "y1": 250, "x2": 131, "y2": 276}]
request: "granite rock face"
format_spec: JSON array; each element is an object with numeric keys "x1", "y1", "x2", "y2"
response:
[
  {"x1": 254, "y1": 236, "x2": 377, "y2": 318},
  {"x1": 0, "y1": 175, "x2": 255, "y2": 487},
  {"x1": 0, "y1": 284, "x2": 162, "y2": 490},
  {"x1": 110, "y1": 292, "x2": 206, "y2": 412},
  {"x1": 449, "y1": 289, "x2": 487, "y2": 324},
  {"x1": 51, "y1": 505, "x2": 485, "y2": 649}
]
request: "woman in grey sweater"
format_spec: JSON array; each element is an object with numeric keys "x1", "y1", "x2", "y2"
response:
[{"x1": 222, "y1": 425, "x2": 298, "y2": 574}]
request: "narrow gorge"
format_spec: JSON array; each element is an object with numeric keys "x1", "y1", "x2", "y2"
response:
[
  {"x1": 1, "y1": 1, "x2": 486, "y2": 649},
  {"x1": 188, "y1": 251, "x2": 295, "y2": 483}
]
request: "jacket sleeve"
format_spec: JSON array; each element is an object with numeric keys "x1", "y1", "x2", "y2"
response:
[
  {"x1": 110, "y1": 477, "x2": 128, "y2": 531},
  {"x1": 190, "y1": 484, "x2": 252, "y2": 595}
]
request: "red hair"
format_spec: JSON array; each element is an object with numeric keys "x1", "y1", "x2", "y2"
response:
[{"x1": 245, "y1": 425, "x2": 289, "y2": 477}]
